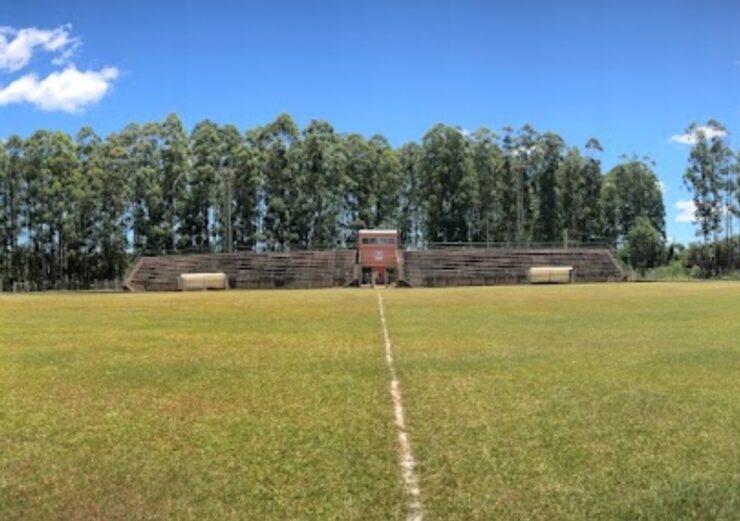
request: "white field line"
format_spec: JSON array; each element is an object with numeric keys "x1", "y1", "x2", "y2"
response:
[{"x1": 376, "y1": 290, "x2": 424, "y2": 521}]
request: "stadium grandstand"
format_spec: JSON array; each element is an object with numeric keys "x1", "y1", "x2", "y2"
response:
[{"x1": 123, "y1": 230, "x2": 626, "y2": 291}]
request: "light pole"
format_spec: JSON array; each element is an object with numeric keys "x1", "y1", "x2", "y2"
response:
[
  {"x1": 220, "y1": 157, "x2": 234, "y2": 254},
  {"x1": 505, "y1": 146, "x2": 535, "y2": 246},
  {"x1": 514, "y1": 159, "x2": 525, "y2": 245}
]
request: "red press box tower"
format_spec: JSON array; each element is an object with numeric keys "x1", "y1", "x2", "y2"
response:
[{"x1": 357, "y1": 229, "x2": 400, "y2": 286}]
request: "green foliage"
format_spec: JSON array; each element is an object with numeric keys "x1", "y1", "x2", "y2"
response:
[
  {"x1": 651, "y1": 259, "x2": 692, "y2": 281},
  {"x1": 419, "y1": 124, "x2": 478, "y2": 242},
  {"x1": 0, "y1": 115, "x2": 671, "y2": 288},
  {"x1": 682, "y1": 237, "x2": 740, "y2": 277},
  {"x1": 626, "y1": 216, "x2": 665, "y2": 274},
  {"x1": 601, "y1": 159, "x2": 665, "y2": 245},
  {"x1": 681, "y1": 120, "x2": 738, "y2": 275}
]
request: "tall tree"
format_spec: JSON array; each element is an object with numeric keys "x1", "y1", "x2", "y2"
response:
[
  {"x1": 258, "y1": 114, "x2": 300, "y2": 250},
  {"x1": 181, "y1": 120, "x2": 220, "y2": 251},
  {"x1": 160, "y1": 114, "x2": 189, "y2": 251},
  {"x1": 342, "y1": 134, "x2": 401, "y2": 244},
  {"x1": 0, "y1": 140, "x2": 9, "y2": 288},
  {"x1": 98, "y1": 133, "x2": 132, "y2": 280},
  {"x1": 470, "y1": 128, "x2": 503, "y2": 244},
  {"x1": 294, "y1": 120, "x2": 346, "y2": 247},
  {"x1": 2, "y1": 137, "x2": 24, "y2": 285},
  {"x1": 682, "y1": 120, "x2": 732, "y2": 271},
  {"x1": 215, "y1": 124, "x2": 257, "y2": 252},
  {"x1": 419, "y1": 124, "x2": 477, "y2": 243},
  {"x1": 343, "y1": 133, "x2": 377, "y2": 242},
  {"x1": 74, "y1": 127, "x2": 106, "y2": 282},
  {"x1": 580, "y1": 138, "x2": 605, "y2": 241},
  {"x1": 601, "y1": 158, "x2": 665, "y2": 245},
  {"x1": 498, "y1": 127, "x2": 519, "y2": 242},
  {"x1": 397, "y1": 142, "x2": 423, "y2": 248},
  {"x1": 127, "y1": 123, "x2": 166, "y2": 253},
  {"x1": 554, "y1": 140, "x2": 604, "y2": 243},
  {"x1": 532, "y1": 132, "x2": 564, "y2": 242}
]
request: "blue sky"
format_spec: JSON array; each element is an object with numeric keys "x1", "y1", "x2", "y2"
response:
[{"x1": 2, "y1": 0, "x2": 739, "y2": 244}]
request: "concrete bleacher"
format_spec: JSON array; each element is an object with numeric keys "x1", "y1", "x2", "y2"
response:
[
  {"x1": 124, "y1": 247, "x2": 626, "y2": 291},
  {"x1": 401, "y1": 248, "x2": 626, "y2": 287},
  {"x1": 124, "y1": 250, "x2": 357, "y2": 291}
]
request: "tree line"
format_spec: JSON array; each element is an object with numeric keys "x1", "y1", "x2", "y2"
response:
[
  {"x1": 0, "y1": 113, "x2": 666, "y2": 288},
  {"x1": 680, "y1": 120, "x2": 740, "y2": 275}
]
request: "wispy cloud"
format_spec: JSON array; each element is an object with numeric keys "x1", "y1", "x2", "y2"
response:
[
  {"x1": 0, "y1": 26, "x2": 79, "y2": 72},
  {"x1": 0, "y1": 25, "x2": 118, "y2": 112},
  {"x1": 675, "y1": 200, "x2": 696, "y2": 223},
  {"x1": 0, "y1": 66, "x2": 119, "y2": 112},
  {"x1": 670, "y1": 126, "x2": 727, "y2": 145}
]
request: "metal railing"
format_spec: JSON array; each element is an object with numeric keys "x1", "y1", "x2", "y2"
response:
[
  {"x1": 425, "y1": 241, "x2": 612, "y2": 250},
  {"x1": 6, "y1": 279, "x2": 122, "y2": 293}
]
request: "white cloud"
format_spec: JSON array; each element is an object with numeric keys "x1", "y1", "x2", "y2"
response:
[
  {"x1": 675, "y1": 200, "x2": 696, "y2": 223},
  {"x1": 0, "y1": 66, "x2": 119, "y2": 112},
  {"x1": 0, "y1": 25, "x2": 118, "y2": 112},
  {"x1": 657, "y1": 180, "x2": 666, "y2": 194},
  {"x1": 0, "y1": 26, "x2": 79, "y2": 72},
  {"x1": 670, "y1": 125, "x2": 727, "y2": 145}
]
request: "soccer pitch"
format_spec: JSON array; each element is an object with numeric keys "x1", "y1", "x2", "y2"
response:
[{"x1": 1, "y1": 283, "x2": 739, "y2": 520}]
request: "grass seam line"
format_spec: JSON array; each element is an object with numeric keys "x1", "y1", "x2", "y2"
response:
[{"x1": 377, "y1": 290, "x2": 424, "y2": 521}]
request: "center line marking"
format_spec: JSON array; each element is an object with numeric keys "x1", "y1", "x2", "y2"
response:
[{"x1": 377, "y1": 290, "x2": 424, "y2": 521}]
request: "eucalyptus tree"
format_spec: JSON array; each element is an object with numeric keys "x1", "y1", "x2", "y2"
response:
[
  {"x1": 556, "y1": 147, "x2": 584, "y2": 242},
  {"x1": 98, "y1": 133, "x2": 132, "y2": 279},
  {"x1": 681, "y1": 120, "x2": 735, "y2": 272},
  {"x1": 498, "y1": 127, "x2": 519, "y2": 242},
  {"x1": 0, "y1": 140, "x2": 9, "y2": 287},
  {"x1": 294, "y1": 120, "x2": 347, "y2": 248},
  {"x1": 126, "y1": 122, "x2": 166, "y2": 253},
  {"x1": 512, "y1": 124, "x2": 540, "y2": 242},
  {"x1": 160, "y1": 114, "x2": 189, "y2": 251},
  {"x1": 25, "y1": 131, "x2": 81, "y2": 285},
  {"x1": 735, "y1": 149, "x2": 740, "y2": 247},
  {"x1": 1, "y1": 136, "x2": 24, "y2": 284},
  {"x1": 181, "y1": 120, "x2": 221, "y2": 251},
  {"x1": 580, "y1": 138, "x2": 605, "y2": 241},
  {"x1": 74, "y1": 127, "x2": 106, "y2": 282},
  {"x1": 419, "y1": 124, "x2": 478, "y2": 243},
  {"x1": 342, "y1": 133, "x2": 376, "y2": 241},
  {"x1": 532, "y1": 132, "x2": 564, "y2": 242},
  {"x1": 340, "y1": 133, "x2": 401, "y2": 245},
  {"x1": 469, "y1": 128, "x2": 503, "y2": 244},
  {"x1": 255, "y1": 114, "x2": 299, "y2": 250},
  {"x1": 602, "y1": 158, "x2": 665, "y2": 245},
  {"x1": 369, "y1": 135, "x2": 402, "y2": 231},
  {"x1": 397, "y1": 142, "x2": 423, "y2": 248},
  {"x1": 216, "y1": 124, "x2": 257, "y2": 252},
  {"x1": 554, "y1": 139, "x2": 604, "y2": 243}
]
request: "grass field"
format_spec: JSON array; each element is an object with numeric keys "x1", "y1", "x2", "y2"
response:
[{"x1": 1, "y1": 283, "x2": 739, "y2": 520}]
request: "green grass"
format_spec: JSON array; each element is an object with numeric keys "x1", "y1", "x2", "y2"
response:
[
  {"x1": 383, "y1": 283, "x2": 740, "y2": 520},
  {"x1": 1, "y1": 283, "x2": 739, "y2": 520},
  {"x1": 0, "y1": 291, "x2": 403, "y2": 520}
]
